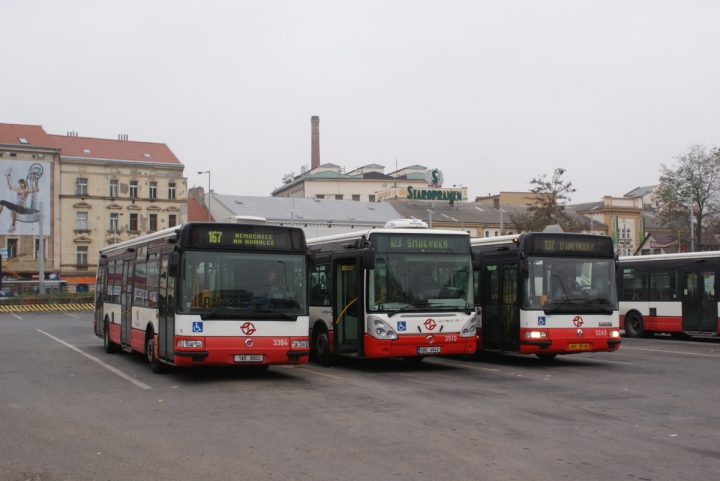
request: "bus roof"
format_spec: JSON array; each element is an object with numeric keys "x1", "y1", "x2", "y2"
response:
[
  {"x1": 307, "y1": 227, "x2": 470, "y2": 246},
  {"x1": 620, "y1": 251, "x2": 720, "y2": 263}
]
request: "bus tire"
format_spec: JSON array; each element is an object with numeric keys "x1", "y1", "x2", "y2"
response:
[
  {"x1": 103, "y1": 320, "x2": 117, "y2": 354},
  {"x1": 535, "y1": 353, "x2": 557, "y2": 360},
  {"x1": 403, "y1": 356, "x2": 425, "y2": 364},
  {"x1": 624, "y1": 313, "x2": 644, "y2": 338},
  {"x1": 146, "y1": 333, "x2": 169, "y2": 374},
  {"x1": 314, "y1": 329, "x2": 335, "y2": 367}
]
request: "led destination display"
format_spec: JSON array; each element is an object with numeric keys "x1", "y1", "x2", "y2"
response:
[{"x1": 190, "y1": 225, "x2": 305, "y2": 251}]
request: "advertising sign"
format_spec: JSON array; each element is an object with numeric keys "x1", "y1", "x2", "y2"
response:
[{"x1": 0, "y1": 161, "x2": 51, "y2": 236}]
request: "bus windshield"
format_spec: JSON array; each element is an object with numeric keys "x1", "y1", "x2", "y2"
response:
[
  {"x1": 368, "y1": 252, "x2": 474, "y2": 311},
  {"x1": 524, "y1": 256, "x2": 618, "y2": 310},
  {"x1": 178, "y1": 250, "x2": 307, "y2": 316}
]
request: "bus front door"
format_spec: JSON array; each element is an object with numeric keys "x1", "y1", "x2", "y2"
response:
[
  {"x1": 121, "y1": 259, "x2": 134, "y2": 349},
  {"x1": 482, "y1": 259, "x2": 520, "y2": 352},
  {"x1": 157, "y1": 254, "x2": 175, "y2": 362},
  {"x1": 682, "y1": 269, "x2": 717, "y2": 334},
  {"x1": 333, "y1": 257, "x2": 362, "y2": 356}
]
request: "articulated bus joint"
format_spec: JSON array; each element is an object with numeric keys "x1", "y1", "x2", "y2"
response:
[
  {"x1": 287, "y1": 350, "x2": 311, "y2": 361},
  {"x1": 173, "y1": 350, "x2": 210, "y2": 362},
  {"x1": 519, "y1": 340, "x2": 553, "y2": 349}
]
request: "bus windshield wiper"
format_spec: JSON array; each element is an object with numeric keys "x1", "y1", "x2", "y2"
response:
[
  {"x1": 387, "y1": 303, "x2": 419, "y2": 317},
  {"x1": 201, "y1": 294, "x2": 246, "y2": 320},
  {"x1": 251, "y1": 309, "x2": 297, "y2": 320}
]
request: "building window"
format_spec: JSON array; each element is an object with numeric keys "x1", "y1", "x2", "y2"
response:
[
  {"x1": 149, "y1": 181, "x2": 157, "y2": 199},
  {"x1": 149, "y1": 214, "x2": 157, "y2": 232},
  {"x1": 109, "y1": 179, "x2": 118, "y2": 197},
  {"x1": 34, "y1": 239, "x2": 46, "y2": 260},
  {"x1": 485, "y1": 231, "x2": 490, "y2": 237},
  {"x1": 495, "y1": 231, "x2": 499, "y2": 236},
  {"x1": 130, "y1": 181, "x2": 138, "y2": 198},
  {"x1": 335, "y1": 194, "x2": 343, "y2": 200},
  {"x1": 7, "y1": 239, "x2": 17, "y2": 258},
  {"x1": 369, "y1": 195, "x2": 375, "y2": 203},
  {"x1": 76, "y1": 178, "x2": 88, "y2": 196},
  {"x1": 316, "y1": 195, "x2": 324, "y2": 199},
  {"x1": 168, "y1": 214, "x2": 177, "y2": 228},
  {"x1": 76, "y1": 212, "x2": 88, "y2": 230},
  {"x1": 352, "y1": 195, "x2": 360, "y2": 201},
  {"x1": 168, "y1": 183, "x2": 176, "y2": 200},
  {"x1": 129, "y1": 213, "x2": 138, "y2": 231},
  {"x1": 110, "y1": 213, "x2": 119, "y2": 231},
  {"x1": 77, "y1": 246, "x2": 88, "y2": 265}
]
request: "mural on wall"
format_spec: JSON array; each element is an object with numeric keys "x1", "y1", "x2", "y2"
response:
[{"x1": 0, "y1": 161, "x2": 51, "y2": 236}]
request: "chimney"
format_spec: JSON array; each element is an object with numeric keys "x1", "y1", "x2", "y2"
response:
[
  {"x1": 493, "y1": 198, "x2": 500, "y2": 210},
  {"x1": 311, "y1": 116, "x2": 320, "y2": 170}
]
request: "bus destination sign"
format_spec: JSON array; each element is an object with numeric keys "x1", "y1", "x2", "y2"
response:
[
  {"x1": 191, "y1": 225, "x2": 304, "y2": 251},
  {"x1": 374, "y1": 234, "x2": 469, "y2": 253},
  {"x1": 531, "y1": 235, "x2": 613, "y2": 256}
]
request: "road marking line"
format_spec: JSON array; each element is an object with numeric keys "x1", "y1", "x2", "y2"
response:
[
  {"x1": 622, "y1": 347, "x2": 719, "y2": 357},
  {"x1": 36, "y1": 329, "x2": 152, "y2": 390},
  {"x1": 11, "y1": 312, "x2": 22, "y2": 320},
  {"x1": 63, "y1": 312, "x2": 80, "y2": 319},
  {"x1": 283, "y1": 366, "x2": 342, "y2": 379}
]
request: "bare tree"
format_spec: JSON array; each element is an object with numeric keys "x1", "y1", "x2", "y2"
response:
[
  {"x1": 653, "y1": 144, "x2": 720, "y2": 251},
  {"x1": 510, "y1": 168, "x2": 584, "y2": 233}
]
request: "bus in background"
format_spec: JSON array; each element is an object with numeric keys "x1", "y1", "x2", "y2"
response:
[
  {"x1": 617, "y1": 251, "x2": 719, "y2": 338},
  {"x1": 306, "y1": 219, "x2": 477, "y2": 366},
  {"x1": 471, "y1": 232, "x2": 620, "y2": 359},
  {"x1": 93, "y1": 221, "x2": 311, "y2": 373}
]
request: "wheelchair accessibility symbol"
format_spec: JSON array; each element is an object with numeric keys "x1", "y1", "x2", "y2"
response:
[{"x1": 192, "y1": 321, "x2": 203, "y2": 333}]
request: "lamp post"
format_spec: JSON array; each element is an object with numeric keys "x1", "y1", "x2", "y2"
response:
[
  {"x1": 427, "y1": 209, "x2": 434, "y2": 229},
  {"x1": 198, "y1": 171, "x2": 211, "y2": 221},
  {"x1": 454, "y1": 184, "x2": 464, "y2": 231}
]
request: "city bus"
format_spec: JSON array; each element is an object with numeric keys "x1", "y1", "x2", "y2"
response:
[
  {"x1": 471, "y1": 232, "x2": 620, "y2": 359},
  {"x1": 306, "y1": 219, "x2": 477, "y2": 365},
  {"x1": 93, "y1": 221, "x2": 311, "y2": 373},
  {"x1": 618, "y1": 251, "x2": 719, "y2": 338}
]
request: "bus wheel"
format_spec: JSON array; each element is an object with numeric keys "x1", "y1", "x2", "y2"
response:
[
  {"x1": 103, "y1": 321, "x2": 117, "y2": 354},
  {"x1": 535, "y1": 353, "x2": 557, "y2": 360},
  {"x1": 625, "y1": 314, "x2": 644, "y2": 338},
  {"x1": 146, "y1": 334, "x2": 169, "y2": 374},
  {"x1": 314, "y1": 330, "x2": 335, "y2": 367},
  {"x1": 403, "y1": 356, "x2": 425, "y2": 364}
]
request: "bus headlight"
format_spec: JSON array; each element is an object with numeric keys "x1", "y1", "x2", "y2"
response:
[
  {"x1": 523, "y1": 331, "x2": 547, "y2": 339},
  {"x1": 292, "y1": 340, "x2": 308, "y2": 348},
  {"x1": 459, "y1": 314, "x2": 477, "y2": 338},
  {"x1": 367, "y1": 316, "x2": 398, "y2": 340},
  {"x1": 176, "y1": 339, "x2": 203, "y2": 348},
  {"x1": 610, "y1": 330, "x2": 620, "y2": 338}
]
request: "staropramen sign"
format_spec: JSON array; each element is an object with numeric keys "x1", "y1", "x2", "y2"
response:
[
  {"x1": 425, "y1": 168, "x2": 444, "y2": 188},
  {"x1": 405, "y1": 168, "x2": 462, "y2": 201}
]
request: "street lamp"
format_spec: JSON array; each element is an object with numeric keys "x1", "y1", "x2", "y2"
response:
[
  {"x1": 198, "y1": 171, "x2": 211, "y2": 221},
  {"x1": 427, "y1": 209, "x2": 434, "y2": 229}
]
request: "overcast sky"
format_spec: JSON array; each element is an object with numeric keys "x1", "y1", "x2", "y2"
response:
[{"x1": 4, "y1": 1, "x2": 719, "y2": 203}]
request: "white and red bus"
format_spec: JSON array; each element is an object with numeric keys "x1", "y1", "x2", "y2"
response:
[
  {"x1": 306, "y1": 219, "x2": 477, "y2": 365},
  {"x1": 617, "y1": 251, "x2": 719, "y2": 338},
  {"x1": 471, "y1": 232, "x2": 620, "y2": 359},
  {"x1": 93, "y1": 221, "x2": 311, "y2": 373}
]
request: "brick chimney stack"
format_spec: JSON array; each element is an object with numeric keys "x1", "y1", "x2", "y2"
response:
[{"x1": 311, "y1": 116, "x2": 320, "y2": 170}]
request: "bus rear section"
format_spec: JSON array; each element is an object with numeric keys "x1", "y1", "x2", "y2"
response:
[
  {"x1": 307, "y1": 222, "x2": 477, "y2": 365},
  {"x1": 618, "y1": 252, "x2": 719, "y2": 338},
  {"x1": 95, "y1": 222, "x2": 311, "y2": 372},
  {"x1": 472, "y1": 232, "x2": 621, "y2": 359}
]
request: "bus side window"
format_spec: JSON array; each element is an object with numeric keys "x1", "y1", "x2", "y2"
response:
[{"x1": 146, "y1": 256, "x2": 161, "y2": 307}]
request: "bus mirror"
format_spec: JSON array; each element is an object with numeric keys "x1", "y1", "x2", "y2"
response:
[
  {"x1": 471, "y1": 251, "x2": 482, "y2": 271},
  {"x1": 168, "y1": 252, "x2": 180, "y2": 278},
  {"x1": 307, "y1": 250, "x2": 317, "y2": 272},
  {"x1": 363, "y1": 245, "x2": 376, "y2": 270},
  {"x1": 521, "y1": 266, "x2": 529, "y2": 279}
]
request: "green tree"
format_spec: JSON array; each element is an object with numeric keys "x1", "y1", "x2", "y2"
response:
[
  {"x1": 509, "y1": 168, "x2": 584, "y2": 233},
  {"x1": 653, "y1": 144, "x2": 720, "y2": 251}
]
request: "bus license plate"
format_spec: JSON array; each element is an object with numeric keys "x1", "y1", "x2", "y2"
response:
[
  {"x1": 568, "y1": 343, "x2": 591, "y2": 350},
  {"x1": 417, "y1": 346, "x2": 441, "y2": 355},
  {"x1": 234, "y1": 355, "x2": 264, "y2": 363}
]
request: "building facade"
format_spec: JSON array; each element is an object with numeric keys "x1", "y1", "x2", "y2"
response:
[{"x1": 0, "y1": 123, "x2": 187, "y2": 294}]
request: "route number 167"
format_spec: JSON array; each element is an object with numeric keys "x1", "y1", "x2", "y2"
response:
[{"x1": 208, "y1": 231, "x2": 223, "y2": 243}]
